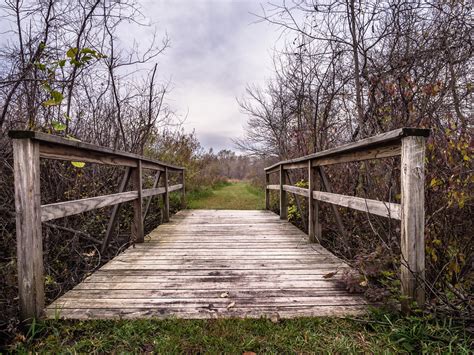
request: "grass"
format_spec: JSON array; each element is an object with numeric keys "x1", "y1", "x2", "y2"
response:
[
  {"x1": 186, "y1": 181, "x2": 265, "y2": 210},
  {"x1": 9, "y1": 310, "x2": 472, "y2": 353}
]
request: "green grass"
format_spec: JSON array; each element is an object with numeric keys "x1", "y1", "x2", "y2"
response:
[
  {"x1": 186, "y1": 181, "x2": 265, "y2": 210},
  {"x1": 9, "y1": 311, "x2": 472, "y2": 353}
]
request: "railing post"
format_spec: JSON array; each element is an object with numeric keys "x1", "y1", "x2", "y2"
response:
[
  {"x1": 265, "y1": 172, "x2": 270, "y2": 210},
  {"x1": 400, "y1": 135, "x2": 426, "y2": 312},
  {"x1": 12, "y1": 138, "x2": 44, "y2": 321},
  {"x1": 308, "y1": 161, "x2": 320, "y2": 243},
  {"x1": 163, "y1": 167, "x2": 170, "y2": 222},
  {"x1": 181, "y1": 169, "x2": 186, "y2": 209},
  {"x1": 131, "y1": 160, "x2": 144, "y2": 243},
  {"x1": 279, "y1": 165, "x2": 287, "y2": 220}
]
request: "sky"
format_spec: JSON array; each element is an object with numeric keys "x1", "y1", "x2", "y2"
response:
[{"x1": 132, "y1": 0, "x2": 282, "y2": 151}]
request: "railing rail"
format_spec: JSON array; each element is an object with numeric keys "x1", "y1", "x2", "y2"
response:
[
  {"x1": 264, "y1": 127, "x2": 430, "y2": 312},
  {"x1": 9, "y1": 130, "x2": 185, "y2": 321}
]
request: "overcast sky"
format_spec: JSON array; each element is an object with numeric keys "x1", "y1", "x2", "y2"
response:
[{"x1": 135, "y1": 0, "x2": 281, "y2": 151}]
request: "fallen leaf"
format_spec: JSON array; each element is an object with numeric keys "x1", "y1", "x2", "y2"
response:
[
  {"x1": 243, "y1": 352, "x2": 257, "y2": 355},
  {"x1": 270, "y1": 313, "x2": 281, "y2": 323},
  {"x1": 227, "y1": 301, "x2": 235, "y2": 309},
  {"x1": 360, "y1": 280, "x2": 368, "y2": 287},
  {"x1": 323, "y1": 271, "x2": 337, "y2": 279},
  {"x1": 220, "y1": 292, "x2": 229, "y2": 298}
]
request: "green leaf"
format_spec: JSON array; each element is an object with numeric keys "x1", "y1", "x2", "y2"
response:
[
  {"x1": 43, "y1": 90, "x2": 64, "y2": 106},
  {"x1": 58, "y1": 59, "x2": 66, "y2": 67},
  {"x1": 51, "y1": 121, "x2": 66, "y2": 131},
  {"x1": 80, "y1": 47, "x2": 95, "y2": 54},
  {"x1": 66, "y1": 47, "x2": 78, "y2": 58},
  {"x1": 71, "y1": 161, "x2": 86, "y2": 168}
]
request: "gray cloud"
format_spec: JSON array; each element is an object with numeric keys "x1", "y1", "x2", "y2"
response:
[{"x1": 135, "y1": 0, "x2": 280, "y2": 151}]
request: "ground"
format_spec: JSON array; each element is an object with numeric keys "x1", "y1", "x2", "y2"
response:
[
  {"x1": 6, "y1": 181, "x2": 472, "y2": 352},
  {"x1": 186, "y1": 181, "x2": 265, "y2": 210}
]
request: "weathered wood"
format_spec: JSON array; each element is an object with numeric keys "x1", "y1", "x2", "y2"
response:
[
  {"x1": 162, "y1": 167, "x2": 170, "y2": 223},
  {"x1": 308, "y1": 162, "x2": 317, "y2": 242},
  {"x1": 318, "y1": 167, "x2": 348, "y2": 240},
  {"x1": 181, "y1": 170, "x2": 186, "y2": 208},
  {"x1": 267, "y1": 184, "x2": 279, "y2": 190},
  {"x1": 265, "y1": 127, "x2": 430, "y2": 171},
  {"x1": 312, "y1": 191, "x2": 401, "y2": 219},
  {"x1": 12, "y1": 139, "x2": 44, "y2": 321},
  {"x1": 45, "y1": 210, "x2": 368, "y2": 319},
  {"x1": 279, "y1": 165, "x2": 287, "y2": 220},
  {"x1": 41, "y1": 190, "x2": 139, "y2": 222},
  {"x1": 168, "y1": 184, "x2": 183, "y2": 193},
  {"x1": 131, "y1": 161, "x2": 144, "y2": 243},
  {"x1": 9, "y1": 130, "x2": 183, "y2": 171},
  {"x1": 282, "y1": 184, "x2": 309, "y2": 197},
  {"x1": 101, "y1": 167, "x2": 132, "y2": 253},
  {"x1": 142, "y1": 171, "x2": 161, "y2": 223},
  {"x1": 265, "y1": 173, "x2": 270, "y2": 210},
  {"x1": 312, "y1": 143, "x2": 401, "y2": 167},
  {"x1": 400, "y1": 136, "x2": 426, "y2": 311}
]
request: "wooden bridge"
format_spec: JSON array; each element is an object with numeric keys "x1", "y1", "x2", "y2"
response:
[{"x1": 9, "y1": 127, "x2": 429, "y2": 321}]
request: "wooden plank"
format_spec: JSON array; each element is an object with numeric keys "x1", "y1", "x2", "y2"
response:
[
  {"x1": 49, "y1": 288, "x2": 356, "y2": 299},
  {"x1": 400, "y1": 136, "x2": 426, "y2": 311},
  {"x1": 102, "y1": 167, "x2": 132, "y2": 253},
  {"x1": 279, "y1": 165, "x2": 287, "y2": 220},
  {"x1": 308, "y1": 163, "x2": 318, "y2": 242},
  {"x1": 41, "y1": 191, "x2": 138, "y2": 222},
  {"x1": 142, "y1": 171, "x2": 161, "y2": 223},
  {"x1": 181, "y1": 170, "x2": 186, "y2": 208},
  {"x1": 162, "y1": 167, "x2": 170, "y2": 223},
  {"x1": 282, "y1": 184, "x2": 309, "y2": 197},
  {"x1": 168, "y1": 184, "x2": 183, "y2": 192},
  {"x1": 9, "y1": 130, "x2": 183, "y2": 171},
  {"x1": 267, "y1": 184, "x2": 280, "y2": 190},
  {"x1": 131, "y1": 161, "x2": 144, "y2": 243},
  {"x1": 312, "y1": 191, "x2": 401, "y2": 219},
  {"x1": 12, "y1": 139, "x2": 44, "y2": 321},
  {"x1": 264, "y1": 127, "x2": 430, "y2": 171},
  {"x1": 265, "y1": 173, "x2": 270, "y2": 209},
  {"x1": 318, "y1": 167, "x2": 348, "y2": 241},
  {"x1": 312, "y1": 143, "x2": 401, "y2": 167},
  {"x1": 43, "y1": 209, "x2": 369, "y2": 320},
  {"x1": 46, "y1": 305, "x2": 368, "y2": 319}
]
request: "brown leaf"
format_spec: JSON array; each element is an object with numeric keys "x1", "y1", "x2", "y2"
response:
[{"x1": 323, "y1": 271, "x2": 337, "y2": 279}]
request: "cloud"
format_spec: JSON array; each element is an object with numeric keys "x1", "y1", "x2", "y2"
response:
[{"x1": 132, "y1": 0, "x2": 280, "y2": 151}]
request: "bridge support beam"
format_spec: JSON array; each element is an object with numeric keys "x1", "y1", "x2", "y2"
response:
[
  {"x1": 400, "y1": 135, "x2": 426, "y2": 312},
  {"x1": 279, "y1": 165, "x2": 287, "y2": 220},
  {"x1": 12, "y1": 138, "x2": 44, "y2": 322},
  {"x1": 131, "y1": 160, "x2": 144, "y2": 243},
  {"x1": 265, "y1": 172, "x2": 270, "y2": 210}
]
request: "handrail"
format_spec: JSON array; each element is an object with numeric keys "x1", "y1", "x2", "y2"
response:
[
  {"x1": 265, "y1": 127, "x2": 429, "y2": 172},
  {"x1": 264, "y1": 127, "x2": 430, "y2": 313},
  {"x1": 9, "y1": 130, "x2": 183, "y2": 171},
  {"x1": 9, "y1": 130, "x2": 185, "y2": 321}
]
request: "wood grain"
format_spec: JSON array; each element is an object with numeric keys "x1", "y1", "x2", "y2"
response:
[
  {"x1": 12, "y1": 139, "x2": 45, "y2": 321},
  {"x1": 400, "y1": 136, "x2": 426, "y2": 311},
  {"x1": 45, "y1": 209, "x2": 369, "y2": 319}
]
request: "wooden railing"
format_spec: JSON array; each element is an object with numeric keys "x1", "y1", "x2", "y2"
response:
[
  {"x1": 9, "y1": 130, "x2": 185, "y2": 321},
  {"x1": 264, "y1": 127, "x2": 430, "y2": 312}
]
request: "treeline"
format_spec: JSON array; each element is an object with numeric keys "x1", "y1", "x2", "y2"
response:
[{"x1": 238, "y1": 0, "x2": 472, "y2": 316}]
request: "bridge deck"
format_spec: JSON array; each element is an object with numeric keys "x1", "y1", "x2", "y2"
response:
[{"x1": 46, "y1": 210, "x2": 368, "y2": 319}]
